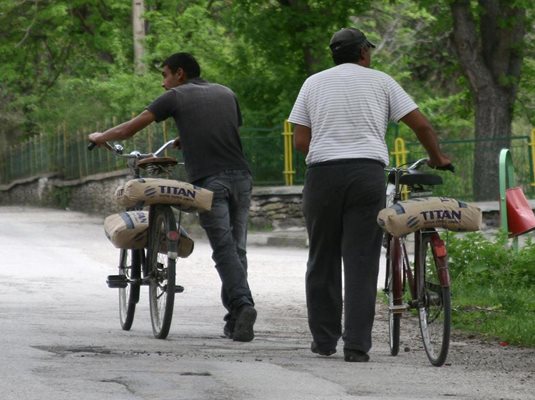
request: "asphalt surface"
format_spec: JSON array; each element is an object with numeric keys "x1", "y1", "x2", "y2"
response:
[{"x1": 0, "y1": 206, "x2": 533, "y2": 400}]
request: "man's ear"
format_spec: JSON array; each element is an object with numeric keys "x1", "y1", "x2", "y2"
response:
[
  {"x1": 359, "y1": 46, "x2": 367, "y2": 61},
  {"x1": 177, "y1": 67, "x2": 187, "y2": 82}
]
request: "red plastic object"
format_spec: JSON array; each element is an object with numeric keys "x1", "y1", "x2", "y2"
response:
[{"x1": 506, "y1": 187, "x2": 535, "y2": 237}]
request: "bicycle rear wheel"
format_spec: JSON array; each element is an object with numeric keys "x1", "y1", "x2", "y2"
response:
[
  {"x1": 147, "y1": 205, "x2": 176, "y2": 339},
  {"x1": 417, "y1": 232, "x2": 451, "y2": 366},
  {"x1": 118, "y1": 249, "x2": 141, "y2": 330},
  {"x1": 387, "y1": 235, "x2": 403, "y2": 356}
]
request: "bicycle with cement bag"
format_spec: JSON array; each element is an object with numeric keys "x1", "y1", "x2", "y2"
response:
[
  {"x1": 88, "y1": 140, "x2": 213, "y2": 339},
  {"x1": 377, "y1": 159, "x2": 481, "y2": 366}
]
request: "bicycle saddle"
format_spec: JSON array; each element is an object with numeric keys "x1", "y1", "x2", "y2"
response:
[
  {"x1": 388, "y1": 171, "x2": 443, "y2": 186},
  {"x1": 137, "y1": 156, "x2": 178, "y2": 168},
  {"x1": 400, "y1": 171, "x2": 443, "y2": 186}
]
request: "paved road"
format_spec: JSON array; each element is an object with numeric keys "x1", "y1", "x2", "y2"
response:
[{"x1": 0, "y1": 206, "x2": 533, "y2": 400}]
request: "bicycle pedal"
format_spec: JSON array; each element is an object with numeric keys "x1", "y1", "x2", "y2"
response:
[
  {"x1": 106, "y1": 275, "x2": 128, "y2": 289},
  {"x1": 175, "y1": 285, "x2": 184, "y2": 293}
]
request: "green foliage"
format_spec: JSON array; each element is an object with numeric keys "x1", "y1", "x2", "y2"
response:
[
  {"x1": 448, "y1": 231, "x2": 535, "y2": 287},
  {"x1": 0, "y1": 0, "x2": 533, "y2": 152},
  {"x1": 227, "y1": 0, "x2": 373, "y2": 125},
  {"x1": 0, "y1": 0, "x2": 133, "y2": 138},
  {"x1": 447, "y1": 231, "x2": 535, "y2": 345}
]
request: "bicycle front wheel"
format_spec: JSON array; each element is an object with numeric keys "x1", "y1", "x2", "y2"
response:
[
  {"x1": 147, "y1": 205, "x2": 176, "y2": 339},
  {"x1": 118, "y1": 249, "x2": 141, "y2": 330},
  {"x1": 387, "y1": 235, "x2": 403, "y2": 356},
  {"x1": 417, "y1": 232, "x2": 451, "y2": 366}
]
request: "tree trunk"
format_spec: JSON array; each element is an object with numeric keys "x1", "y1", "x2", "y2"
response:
[
  {"x1": 450, "y1": 0, "x2": 525, "y2": 201},
  {"x1": 472, "y1": 87, "x2": 512, "y2": 201},
  {"x1": 132, "y1": 0, "x2": 146, "y2": 74}
]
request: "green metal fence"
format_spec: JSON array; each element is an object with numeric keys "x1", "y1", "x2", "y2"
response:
[
  {"x1": 404, "y1": 135, "x2": 534, "y2": 201},
  {"x1": 1, "y1": 122, "x2": 533, "y2": 202},
  {"x1": 241, "y1": 127, "x2": 286, "y2": 186}
]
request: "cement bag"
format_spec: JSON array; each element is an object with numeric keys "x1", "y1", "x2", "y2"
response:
[
  {"x1": 377, "y1": 197, "x2": 482, "y2": 237},
  {"x1": 103, "y1": 211, "x2": 195, "y2": 258},
  {"x1": 104, "y1": 211, "x2": 149, "y2": 249},
  {"x1": 121, "y1": 178, "x2": 213, "y2": 212},
  {"x1": 114, "y1": 184, "x2": 138, "y2": 208}
]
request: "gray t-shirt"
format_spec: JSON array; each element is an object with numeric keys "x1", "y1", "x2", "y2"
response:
[{"x1": 147, "y1": 78, "x2": 250, "y2": 182}]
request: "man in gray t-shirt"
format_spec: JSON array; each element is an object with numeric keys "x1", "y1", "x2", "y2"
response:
[
  {"x1": 89, "y1": 52, "x2": 256, "y2": 342},
  {"x1": 147, "y1": 76, "x2": 250, "y2": 183}
]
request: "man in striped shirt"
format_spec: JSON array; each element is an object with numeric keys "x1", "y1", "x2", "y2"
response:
[{"x1": 288, "y1": 27, "x2": 451, "y2": 362}]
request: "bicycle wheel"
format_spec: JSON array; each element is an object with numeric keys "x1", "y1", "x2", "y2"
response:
[
  {"x1": 118, "y1": 249, "x2": 141, "y2": 330},
  {"x1": 387, "y1": 235, "x2": 403, "y2": 356},
  {"x1": 417, "y1": 232, "x2": 451, "y2": 366},
  {"x1": 147, "y1": 205, "x2": 176, "y2": 339}
]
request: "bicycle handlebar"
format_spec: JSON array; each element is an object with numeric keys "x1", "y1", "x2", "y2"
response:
[{"x1": 87, "y1": 139, "x2": 176, "y2": 159}]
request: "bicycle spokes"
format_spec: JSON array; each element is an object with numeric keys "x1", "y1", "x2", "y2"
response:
[
  {"x1": 418, "y1": 234, "x2": 451, "y2": 366},
  {"x1": 148, "y1": 205, "x2": 176, "y2": 339}
]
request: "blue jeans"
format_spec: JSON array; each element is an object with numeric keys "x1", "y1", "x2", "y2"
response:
[{"x1": 194, "y1": 170, "x2": 254, "y2": 316}]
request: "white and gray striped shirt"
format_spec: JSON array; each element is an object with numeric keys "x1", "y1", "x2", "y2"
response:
[{"x1": 288, "y1": 63, "x2": 417, "y2": 166}]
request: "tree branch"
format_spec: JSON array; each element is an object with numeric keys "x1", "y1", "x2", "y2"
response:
[{"x1": 15, "y1": 0, "x2": 40, "y2": 47}]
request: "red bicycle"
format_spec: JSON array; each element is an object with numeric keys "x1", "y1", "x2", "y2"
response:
[{"x1": 382, "y1": 159, "x2": 454, "y2": 366}]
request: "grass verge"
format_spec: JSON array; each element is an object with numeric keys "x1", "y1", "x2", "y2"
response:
[{"x1": 447, "y1": 231, "x2": 535, "y2": 347}]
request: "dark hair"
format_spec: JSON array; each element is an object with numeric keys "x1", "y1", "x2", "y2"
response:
[
  {"x1": 331, "y1": 43, "x2": 368, "y2": 65},
  {"x1": 162, "y1": 52, "x2": 201, "y2": 78}
]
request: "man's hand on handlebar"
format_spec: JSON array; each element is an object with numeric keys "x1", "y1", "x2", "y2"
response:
[
  {"x1": 427, "y1": 155, "x2": 455, "y2": 173},
  {"x1": 88, "y1": 132, "x2": 106, "y2": 150},
  {"x1": 88, "y1": 132, "x2": 117, "y2": 152},
  {"x1": 172, "y1": 137, "x2": 182, "y2": 150}
]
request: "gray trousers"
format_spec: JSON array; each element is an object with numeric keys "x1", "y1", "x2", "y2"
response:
[
  {"x1": 302, "y1": 159, "x2": 385, "y2": 353},
  {"x1": 194, "y1": 170, "x2": 254, "y2": 317}
]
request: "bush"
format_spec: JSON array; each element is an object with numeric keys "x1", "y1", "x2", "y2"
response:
[
  {"x1": 446, "y1": 231, "x2": 535, "y2": 346},
  {"x1": 448, "y1": 231, "x2": 535, "y2": 288}
]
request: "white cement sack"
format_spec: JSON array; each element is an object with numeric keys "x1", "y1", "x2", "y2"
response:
[
  {"x1": 114, "y1": 184, "x2": 138, "y2": 208},
  {"x1": 103, "y1": 210, "x2": 194, "y2": 258},
  {"x1": 104, "y1": 211, "x2": 149, "y2": 249},
  {"x1": 377, "y1": 197, "x2": 482, "y2": 237},
  {"x1": 120, "y1": 178, "x2": 213, "y2": 212}
]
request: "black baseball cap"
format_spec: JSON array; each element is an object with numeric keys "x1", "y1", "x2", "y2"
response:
[{"x1": 329, "y1": 28, "x2": 376, "y2": 52}]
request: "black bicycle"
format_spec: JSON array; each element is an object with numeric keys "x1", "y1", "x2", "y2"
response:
[{"x1": 91, "y1": 140, "x2": 188, "y2": 339}]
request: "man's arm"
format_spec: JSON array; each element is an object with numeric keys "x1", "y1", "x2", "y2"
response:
[
  {"x1": 293, "y1": 124, "x2": 311, "y2": 156},
  {"x1": 400, "y1": 109, "x2": 451, "y2": 167},
  {"x1": 88, "y1": 110, "x2": 156, "y2": 146}
]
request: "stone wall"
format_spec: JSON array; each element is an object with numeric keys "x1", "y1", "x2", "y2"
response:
[
  {"x1": 249, "y1": 186, "x2": 304, "y2": 229},
  {"x1": 1, "y1": 172, "x2": 520, "y2": 231},
  {"x1": 0, "y1": 172, "x2": 306, "y2": 230}
]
